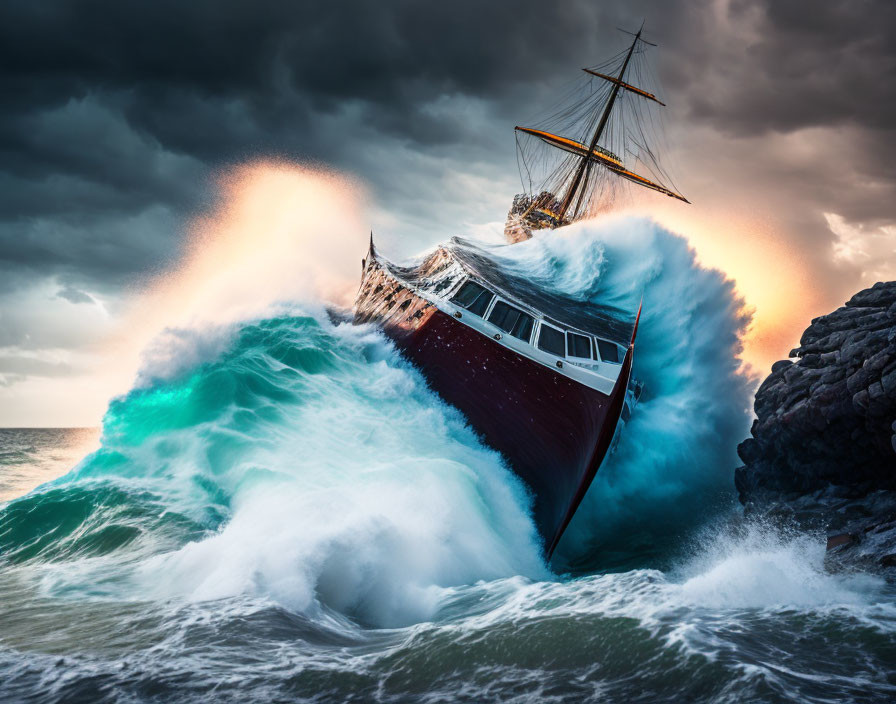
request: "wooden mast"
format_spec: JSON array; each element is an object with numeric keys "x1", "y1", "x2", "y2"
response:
[{"x1": 556, "y1": 28, "x2": 642, "y2": 221}]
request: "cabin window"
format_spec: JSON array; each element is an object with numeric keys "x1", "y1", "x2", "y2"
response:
[
  {"x1": 487, "y1": 301, "x2": 534, "y2": 342},
  {"x1": 451, "y1": 280, "x2": 486, "y2": 307},
  {"x1": 596, "y1": 338, "x2": 620, "y2": 364},
  {"x1": 467, "y1": 290, "x2": 494, "y2": 317},
  {"x1": 537, "y1": 324, "x2": 566, "y2": 357},
  {"x1": 567, "y1": 332, "x2": 592, "y2": 359},
  {"x1": 510, "y1": 313, "x2": 535, "y2": 342},
  {"x1": 451, "y1": 280, "x2": 493, "y2": 317}
]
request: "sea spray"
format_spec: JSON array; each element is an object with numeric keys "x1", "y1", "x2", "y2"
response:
[
  {"x1": 492, "y1": 216, "x2": 755, "y2": 568},
  {"x1": 675, "y1": 520, "x2": 885, "y2": 610}
]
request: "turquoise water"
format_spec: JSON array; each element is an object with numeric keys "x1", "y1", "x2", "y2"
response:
[{"x1": 1, "y1": 220, "x2": 894, "y2": 702}]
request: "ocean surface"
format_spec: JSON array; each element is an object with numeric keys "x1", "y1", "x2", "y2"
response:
[{"x1": 1, "y1": 220, "x2": 894, "y2": 702}]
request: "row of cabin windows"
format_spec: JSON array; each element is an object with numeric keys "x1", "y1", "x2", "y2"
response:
[{"x1": 450, "y1": 280, "x2": 622, "y2": 364}]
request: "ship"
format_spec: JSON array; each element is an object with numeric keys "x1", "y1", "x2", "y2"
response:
[{"x1": 354, "y1": 26, "x2": 687, "y2": 559}]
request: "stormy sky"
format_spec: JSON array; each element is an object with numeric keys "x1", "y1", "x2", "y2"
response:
[{"x1": 2, "y1": 0, "x2": 895, "y2": 425}]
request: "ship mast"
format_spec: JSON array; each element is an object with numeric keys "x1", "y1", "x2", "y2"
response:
[
  {"x1": 510, "y1": 25, "x2": 688, "y2": 241},
  {"x1": 556, "y1": 28, "x2": 642, "y2": 221}
]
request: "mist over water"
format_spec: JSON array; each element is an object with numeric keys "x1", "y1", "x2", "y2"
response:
[{"x1": 0, "y1": 214, "x2": 894, "y2": 702}]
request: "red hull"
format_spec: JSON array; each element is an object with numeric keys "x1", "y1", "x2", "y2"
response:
[{"x1": 354, "y1": 252, "x2": 633, "y2": 557}]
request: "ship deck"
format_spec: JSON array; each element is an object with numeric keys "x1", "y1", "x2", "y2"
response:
[{"x1": 389, "y1": 237, "x2": 635, "y2": 347}]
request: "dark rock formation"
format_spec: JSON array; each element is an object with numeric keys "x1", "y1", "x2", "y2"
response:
[{"x1": 735, "y1": 281, "x2": 896, "y2": 568}]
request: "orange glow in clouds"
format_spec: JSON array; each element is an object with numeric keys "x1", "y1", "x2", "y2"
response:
[
  {"x1": 625, "y1": 199, "x2": 825, "y2": 375},
  {"x1": 3, "y1": 161, "x2": 372, "y2": 427},
  {"x1": 63, "y1": 160, "x2": 801, "y2": 427},
  {"x1": 95, "y1": 162, "x2": 370, "y2": 417},
  {"x1": 147, "y1": 161, "x2": 368, "y2": 321}
]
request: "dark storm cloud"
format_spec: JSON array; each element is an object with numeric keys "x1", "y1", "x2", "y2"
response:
[
  {"x1": 0, "y1": 0, "x2": 623, "y2": 292},
  {"x1": 1, "y1": 0, "x2": 610, "y2": 161},
  {"x1": 683, "y1": 0, "x2": 896, "y2": 135},
  {"x1": 1, "y1": 0, "x2": 895, "y2": 310},
  {"x1": 673, "y1": 0, "x2": 896, "y2": 219}
]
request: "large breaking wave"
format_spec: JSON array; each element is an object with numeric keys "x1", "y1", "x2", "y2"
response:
[{"x1": 0, "y1": 215, "x2": 757, "y2": 626}]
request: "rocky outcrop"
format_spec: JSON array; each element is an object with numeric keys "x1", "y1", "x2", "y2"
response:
[{"x1": 735, "y1": 281, "x2": 896, "y2": 568}]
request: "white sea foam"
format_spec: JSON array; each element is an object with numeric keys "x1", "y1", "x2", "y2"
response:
[
  {"x1": 675, "y1": 524, "x2": 885, "y2": 610},
  {"x1": 432, "y1": 522, "x2": 893, "y2": 652},
  {"x1": 125, "y1": 320, "x2": 547, "y2": 627}
]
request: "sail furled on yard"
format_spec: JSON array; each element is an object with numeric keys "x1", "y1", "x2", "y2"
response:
[{"x1": 513, "y1": 31, "x2": 687, "y2": 224}]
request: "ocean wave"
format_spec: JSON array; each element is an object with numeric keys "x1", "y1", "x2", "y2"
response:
[
  {"x1": 0, "y1": 217, "x2": 893, "y2": 701},
  {"x1": 1, "y1": 313, "x2": 545, "y2": 626},
  {"x1": 489, "y1": 216, "x2": 755, "y2": 568},
  {"x1": 1, "y1": 217, "x2": 756, "y2": 624}
]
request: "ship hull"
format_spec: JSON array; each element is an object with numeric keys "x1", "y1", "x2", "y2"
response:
[{"x1": 354, "y1": 253, "x2": 632, "y2": 556}]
